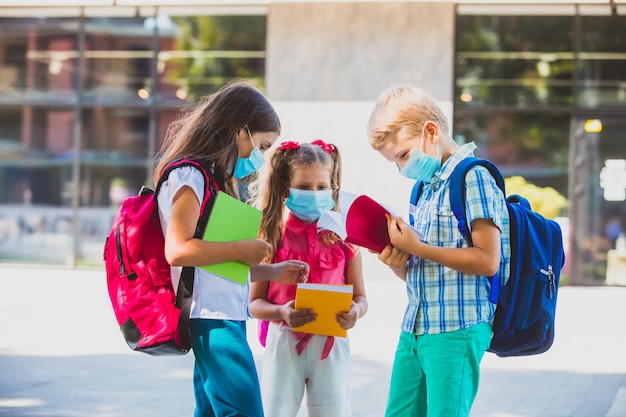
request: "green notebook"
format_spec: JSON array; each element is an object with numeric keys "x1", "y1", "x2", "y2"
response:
[{"x1": 200, "y1": 191, "x2": 263, "y2": 285}]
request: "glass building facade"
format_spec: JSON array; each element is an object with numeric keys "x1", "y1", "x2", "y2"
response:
[
  {"x1": 0, "y1": 10, "x2": 266, "y2": 265},
  {"x1": 0, "y1": 4, "x2": 624, "y2": 285},
  {"x1": 454, "y1": 10, "x2": 626, "y2": 284}
]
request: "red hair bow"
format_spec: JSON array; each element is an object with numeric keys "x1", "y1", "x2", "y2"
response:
[
  {"x1": 280, "y1": 141, "x2": 300, "y2": 150},
  {"x1": 311, "y1": 139, "x2": 335, "y2": 154}
]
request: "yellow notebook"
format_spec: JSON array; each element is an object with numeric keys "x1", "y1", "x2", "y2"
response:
[
  {"x1": 200, "y1": 191, "x2": 262, "y2": 285},
  {"x1": 293, "y1": 283, "x2": 353, "y2": 337}
]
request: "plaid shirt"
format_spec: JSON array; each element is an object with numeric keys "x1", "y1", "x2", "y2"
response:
[{"x1": 403, "y1": 142, "x2": 511, "y2": 335}]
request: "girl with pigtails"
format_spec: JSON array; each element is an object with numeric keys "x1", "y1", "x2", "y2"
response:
[{"x1": 250, "y1": 140, "x2": 368, "y2": 417}]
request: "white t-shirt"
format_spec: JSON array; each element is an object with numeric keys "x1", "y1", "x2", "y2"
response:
[{"x1": 156, "y1": 166, "x2": 249, "y2": 321}]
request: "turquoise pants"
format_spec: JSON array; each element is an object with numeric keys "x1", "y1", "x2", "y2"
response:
[
  {"x1": 385, "y1": 322, "x2": 493, "y2": 417},
  {"x1": 190, "y1": 319, "x2": 264, "y2": 417}
]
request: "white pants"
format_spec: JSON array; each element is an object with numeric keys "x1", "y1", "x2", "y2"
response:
[{"x1": 260, "y1": 322, "x2": 351, "y2": 417}]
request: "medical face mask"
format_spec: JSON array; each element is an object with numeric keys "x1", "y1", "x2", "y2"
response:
[
  {"x1": 285, "y1": 188, "x2": 336, "y2": 223},
  {"x1": 234, "y1": 127, "x2": 265, "y2": 179},
  {"x1": 399, "y1": 127, "x2": 441, "y2": 183}
]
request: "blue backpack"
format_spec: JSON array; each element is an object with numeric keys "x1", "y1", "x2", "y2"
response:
[{"x1": 410, "y1": 157, "x2": 565, "y2": 357}]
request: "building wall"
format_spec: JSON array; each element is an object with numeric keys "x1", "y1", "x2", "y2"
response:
[
  {"x1": 266, "y1": 2, "x2": 455, "y2": 102},
  {"x1": 265, "y1": 3, "x2": 456, "y2": 276},
  {"x1": 265, "y1": 1, "x2": 455, "y2": 205}
]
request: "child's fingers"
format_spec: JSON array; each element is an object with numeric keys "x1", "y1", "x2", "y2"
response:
[
  {"x1": 336, "y1": 312, "x2": 356, "y2": 330},
  {"x1": 380, "y1": 244, "x2": 394, "y2": 257},
  {"x1": 377, "y1": 245, "x2": 392, "y2": 262},
  {"x1": 290, "y1": 310, "x2": 317, "y2": 327},
  {"x1": 292, "y1": 261, "x2": 309, "y2": 283},
  {"x1": 293, "y1": 308, "x2": 314, "y2": 316},
  {"x1": 385, "y1": 213, "x2": 397, "y2": 234}
]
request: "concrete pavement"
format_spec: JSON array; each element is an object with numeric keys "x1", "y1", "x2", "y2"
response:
[{"x1": 1, "y1": 263, "x2": 626, "y2": 417}]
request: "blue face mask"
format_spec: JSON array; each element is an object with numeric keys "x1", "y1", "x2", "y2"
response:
[
  {"x1": 399, "y1": 127, "x2": 441, "y2": 183},
  {"x1": 285, "y1": 188, "x2": 336, "y2": 223},
  {"x1": 234, "y1": 127, "x2": 265, "y2": 179}
]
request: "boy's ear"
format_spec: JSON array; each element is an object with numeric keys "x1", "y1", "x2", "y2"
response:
[{"x1": 425, "y1": 121, "x2": 440, "y2": 144}]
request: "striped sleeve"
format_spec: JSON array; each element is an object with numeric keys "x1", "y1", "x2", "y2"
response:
[{"x1": 463, "y1": 166, "x2": 507, "y2": 234}]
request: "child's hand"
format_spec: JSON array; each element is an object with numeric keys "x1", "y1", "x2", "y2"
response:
[
  {"x1": 337, "y1": 301, "x2": 359, "y2": 330},
  {"x1": 270, "y1": 260, "x2": 310, "y2": 284},
  {"x1": 378, "y1": 244, "x2": 410, "y2": 269},
  {"x1": 386, "y1": 214, "x2": 420, "y2": 254},
  {"x1": 377, "y1": 244, "x2": 410, "y2": 277},
  {"x1": 240, "y1": 239, "x2": 272, "y2": 265},
  {"x1": 280, "y1": 300, "x2": 316, "y2": 328}
]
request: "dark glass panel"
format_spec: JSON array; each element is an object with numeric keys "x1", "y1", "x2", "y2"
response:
[
  {"x1": 577, "y1": 15, "x2": 626, "y2": 108},
  {"x1": 0, "y1": 10, "x2": 268, "y2": 266},
  {"x1": 453, "y1": 111, "x2": 570, "y2": 196},
  {"x1": 84, "y1": 166, "x2": 147, "y2": 207},
  {"x1": 157, "y1": 108, "x2": 180, "y2": 152},
  {"x1": 580, "y1": 15, "x2": 626, "y2": 53},
  {"x1": 0, "y1": 17, "x2": 78, "y2": 104},
  {"x1": 157, "y1": 15, "x2": 266, "y2": 103},
  {"x1": 81, "y1": 107, "x2": 150, "y2": 162},
  {"x1": 82, "y1": 17, "x2": 154, "y2": 105},
  {"x1": 80, "y1": 107, "x2": 150, "y2": 207},
  {"x1": 456, "y1": 15, "x2": 574, "y2": 107},
  {"x1": 0, "y1": 107, "x2": 75, "y2": 205},
  {"x1": 0, "y1": 107, "x2": 74, "y2": 265}
]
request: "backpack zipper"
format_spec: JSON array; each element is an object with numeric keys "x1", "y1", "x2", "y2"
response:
[
  {"x1": 540, "y1": 265, "x2": 555, "y2": 299},
  {"x1": 540, "y1": 226, "x2": 556, "y2": 299},
  {"x1": 115, "y1": 222, "x2": 126, "y2": 276}
]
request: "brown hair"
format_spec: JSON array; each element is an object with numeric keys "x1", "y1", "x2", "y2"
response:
[
  {"x1": 253, "y1": 141, "x2": 342, "y2": 258},
  {"x1": 153, "y1": 80, "x2": 280, "y2": 196},
  {"x1": 367, "y1": 84, "x2": 449, "y2": 150}
]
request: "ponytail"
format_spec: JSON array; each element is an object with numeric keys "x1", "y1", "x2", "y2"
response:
[{"x1": 256, "y1": 144, "x2": 293, "y2": 259}]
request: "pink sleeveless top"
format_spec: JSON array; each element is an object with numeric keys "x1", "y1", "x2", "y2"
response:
[{"x1": 262, "y1": 213, "x2": 355, "y2": 359}]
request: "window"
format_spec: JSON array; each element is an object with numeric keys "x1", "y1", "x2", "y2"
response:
[
  {"x1": 0, "y1": 9, "x2": 267, "y2": 265},
  {"x1": 455, "y1": 14, "x2": 573, "y2": 198}
]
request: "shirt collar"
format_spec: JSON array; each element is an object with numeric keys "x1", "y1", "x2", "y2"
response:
[
  {"x1": 435, "y1": 141, "x2": 477, "y2": 184},
  {"x1": 285, "y1": 212, "x2": 315, "y2": 236}
]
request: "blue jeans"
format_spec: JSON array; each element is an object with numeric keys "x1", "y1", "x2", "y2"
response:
[{"x1": 190, "y1": 319, "x2": 264, "y2": 417}]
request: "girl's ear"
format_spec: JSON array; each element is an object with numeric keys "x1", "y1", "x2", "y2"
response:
[
  {"x1": 236, "y1": 127, "x2": 250, "y2": 145},
  {"x1": 236, "y1": 127, "x2": 253, "y2": 157}
]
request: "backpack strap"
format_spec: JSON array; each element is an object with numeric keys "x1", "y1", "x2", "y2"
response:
[
  {"x1": 156, "y1": 158, "x2": 218, "y2": 349},
  {"x1": 448, "y1": 157, "x2": 505, "y2": 243},
  {"x1": 409, "y1": 181, "x2": 425, "y2": 227},
  {"x1": 447, "y1": 157, "x2": 505, "y2": 304}
]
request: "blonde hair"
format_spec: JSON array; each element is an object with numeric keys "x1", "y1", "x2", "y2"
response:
[
  {"x1": 153, "y1": 80, "x2": 280, "y2": 196},
  {"x1": 367, "y1": 84, "x2": 449, "y2": 150},
  {"x1": 253, "y1": 141, "x2": 342, "y2": 258}
]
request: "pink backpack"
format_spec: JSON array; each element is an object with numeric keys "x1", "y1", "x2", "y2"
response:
[{"x1": 104, "y1": 159, "x2": 216, "y2": 355}]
